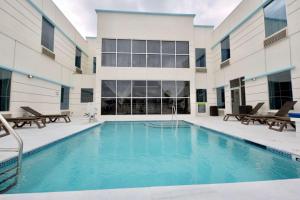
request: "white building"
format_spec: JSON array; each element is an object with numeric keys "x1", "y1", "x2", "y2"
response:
[{"x1": 0, "y1": 0, "x2": 299, "y2": 120}]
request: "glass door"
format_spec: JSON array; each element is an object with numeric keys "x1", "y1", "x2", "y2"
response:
[{"x1": 231, "y1": 88, "x2": 240, "y2": 114}]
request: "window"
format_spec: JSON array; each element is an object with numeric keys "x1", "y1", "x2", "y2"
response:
[
  {"x1": 102, "y1": 39, "x2": 116, "y2": 67},
  {"x1": 196, "y1": 89, "x2": 207, "y2": 102},
  {"x1": 60, "y1": 86, "x2": 70, "y2": 110},
  {"x1": 75, "y1": 47, "x2": 82, "y2": 68},
  {"x1": 162, "y1": 41, "x2": 175, "y2": 68},
  {"x1": 93, "y1": 57, "x2": 96, "y2": 73},
  {"x1": 264, "y1": 0, "x2": 287, "y2": 37},
  {"x1": 195, "y1": 48, "x2": 206, "y2": 68},
  {"x1": 221, "y1": 36, "x2": 230, "y2": 62},
  {"x1": 268, "y1": 71, "x2": 293, "y2": 109},
  {"x1": 81, "y1": 88, "x2": 93, "y2": 103},
  {"x1": 101, "y1": 80, "x2": 191, "y2": 115},
  {"x1": 117, "y1": 39, "x2": 131, "y2": 67},
  {"x1": 132, "y1": 40, "x2": 146, "y2": 67},
  {"x1": 0, "y1": 68, "x2": 12, "y2": 111},
  {"x1": 101, "y1": 38, "x2": 190, "y2": 68},
  {"x1": 41, "y1": 17, "x2": 54, "y2": 51},
  {"x1": 147, "y1": 40, "x2": 161, "y2": 68},
  {"x1": 176, "y1": 41, "x2": 189, "y2": 68},
  {"x1": 217, "y1": 87, "x2": 225, "y2": 109}
]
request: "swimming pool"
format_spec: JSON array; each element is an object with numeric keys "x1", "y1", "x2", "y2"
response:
[{"x1": 3, "y1": 121, "x2": 300, "y2": 193}]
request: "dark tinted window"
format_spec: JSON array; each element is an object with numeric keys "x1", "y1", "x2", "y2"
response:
[
  {"x1": 102, "y1": 80, "x2": 116, "y2": 97},
  {"x1": 117, "y1": 98, "x2": 131, "y2": 115},
  {"x1": 132, "y1": 40, "x2": 146, "y2": 53},
  {"x1": 217, "y1": 87, "x2": 225, "y2": 108},
  {"x1": 162, "y1": 55, "x2": 175, "y2": 68},
  {"x1": 147, "y1": 98, "x2": 161, "y2": 114},
  {"x1": 147, "y1": 55, "x2": 161, "y2": 68},
  {"x1": 176, "y1": 41, "x2": 189, "y2": 54},
  {"x1": 117, "y1": 80, "x2": 131, "y2": 97},
  {"x1": 81, "y1": 88, "x2": 93, "y2": 103},
  {"x1": 147, "y1": 81, "x2": 161, "y2": 97},
  {"x1": 132, "y1": 99, "x2": 146, "y2": 114},
  {"x1": 101, "y1": 98, "x2": 116, "y2": 115},
  {"x1": 117, "y1": 39, "x2": 131, "y2": 52},
  {"x1": 162, "y1": 81, "x2": 176, "y2": 97},
  {"x1": 60, "y1": 86, "x2": 70, "y2": 110},
  {"x1": 117, "y1": 53, "x2": 131, "y2": 67},
  {"x1": 93, "y1": 57, "x2": 96, "y2": 73},
  {"x1": 75, "y1": 47, "x2": 82, "y2": 68},
  {"x1": 176, "y1": 55, "x2": 189, "y2": 68},
  {"x1": 132, "y1": 54, "x2": 146, "y2": 67},
  {"x1": 268, "y1": 71, "x2": 293, "y2": 109},
  {"x1": 162, "y1": 98, "x2": 176, "y2": 114},
  {"x1": 41, "y1": 17, "x2": 54, "y2": 51},
  {"x1": 177, "y1": 81, "x2": 190, "y2": 97},
  {"x1": 264, "y1": 0, "x2": 287, "y2": 37},
  {"x1": 195, "y1": 48, "x2": 206, "y2": 67},
  {"x1": 102, "y1": 39, "x2": 116, "y2": 52},
  {"x1": 147, "y1": 40, "x2": 161, "y2": 53},
  {"x1": 102, "y1": 53, "x2": 116, "y2": 67},
  {"x1": 132, "y1": 81, "x2": 146, "y2": 97},
  {"x1": 162, "y1": 41, "x2": 175, "y2": 54},
  {"x1": 196, "y1": 89, "x2": 207, "y2": 102},
  {"x1": 0, "y1": 69, "x2": 11, "y2": 111},
  {"x1": 177, "y1": 98, "x2": 190, "y2": 114},
  {"x1": 221, "y1": 36, "x2": 230, "y2": 62}
]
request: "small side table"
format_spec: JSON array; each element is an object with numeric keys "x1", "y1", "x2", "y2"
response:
[{"x1": 289, "y1": 113, "x2": 300, "y2": 137}]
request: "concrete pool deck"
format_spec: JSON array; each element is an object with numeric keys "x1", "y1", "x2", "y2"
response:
[{"x1": 1, "y1": 116, "x2": 300, "y2": 199}]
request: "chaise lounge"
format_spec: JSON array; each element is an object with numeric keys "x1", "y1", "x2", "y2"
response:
[
  {"x1": 266, "y1": 116, "x2": 296, "y2": 132},
  {"x1": 241, "y1": 101, "x2": 297, "y2": 125},
  {"x1": 21, "y1": 107, "x2": 71, "y2": 123},
  {"x1": 223, "y1": 102, "x2": 264, "y2": 121},
  {"x1": 0, "y1": 114, "x2": 46, "y2": 137}
]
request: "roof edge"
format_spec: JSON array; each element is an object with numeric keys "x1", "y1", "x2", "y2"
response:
[{"x1": 95, "y1": 9, "x2": 196, "y2": 17}]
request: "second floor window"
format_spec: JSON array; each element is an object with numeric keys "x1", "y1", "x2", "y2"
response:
[
  {"x1": 221, "y1": 36, "x2": 230, "y2": 62},
  {"x1": 75, "y1": 47, "x2": 82, "y2": 68},
  {"x1": 264, "y1": 0, "x2": 287, "y2": 37},
  {"x1": 195, "y1": 48, "x2": 206, "y2": 67},
  {"x1": 41, "y1": 17, "x2": 54, "y2": 51},
  {"x1": 101, "y1": 39, "x2": 190, "y2": 68}
]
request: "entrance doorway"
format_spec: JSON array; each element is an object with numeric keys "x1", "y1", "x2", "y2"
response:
[{"x1": 230, "y1": 77, "x2": 246, "y2": 114}]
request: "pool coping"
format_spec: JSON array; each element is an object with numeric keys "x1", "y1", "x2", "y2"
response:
[
  {"x1": 1, "y1": 119, "x2": 300, "y2": 169},
  {"x1": 184, "y1": 120, "x2": 300, "y2": 162},
  {"x1": 0, "y1": 122, "x2": 102, "y2": 169}
]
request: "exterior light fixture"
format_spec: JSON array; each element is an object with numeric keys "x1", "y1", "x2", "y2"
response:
[{"x1": 27, "y1": 75, "x2": 34, "y2": 79}]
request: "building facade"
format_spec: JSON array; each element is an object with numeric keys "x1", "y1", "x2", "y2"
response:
[{"x1": 0, "y1": 0, "x2": 299, "y2": 120}]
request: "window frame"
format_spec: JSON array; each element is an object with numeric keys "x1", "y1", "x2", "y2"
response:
[
  {"x1": 41, "y1": 17, "x2": 55, "y2": 52},
  {"x1": 221, "y1": 36, "x2": 231, "y2": 62},
  {"x1": 195, "y1": 48, "x2": 206, "y2": 68},
  {"x1": 75, "y1": 47, "x2": 82, "y2": 69},
  {"x1": 263, "y1": 0, "x2": 288, "y2": 38},
  {"x1": 81, "y1": 88, "x2": 94, "y2": 103}
]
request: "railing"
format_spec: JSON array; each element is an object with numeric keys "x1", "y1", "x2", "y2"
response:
[
  {"x1": 0, "y1": 114, "x2": 23, "y2": 193},
  {"x1": 171, "y1": 106, "x2": 179, "y2": 127}
]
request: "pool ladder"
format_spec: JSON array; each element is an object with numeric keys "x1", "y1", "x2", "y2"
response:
[
  {"x1": 0, "y1": 114, "x2": 23, "y2": 193},
  {"x1": 171, "y1": 105, "x2": 179, "y2": 126}
]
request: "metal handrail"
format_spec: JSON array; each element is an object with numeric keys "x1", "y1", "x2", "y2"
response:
[
  {"x1": 0, "y1": 114, "x2": 23, "y2": 177},
  {"x1": 171, "y1": 106, "x2": 178, "y2": 126}
]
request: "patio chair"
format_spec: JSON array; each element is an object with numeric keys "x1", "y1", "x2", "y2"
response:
[
  {"x1": 241, "y1": 101, "x2": 297, "y2": 125},
  {"x1": 21, "y1": 107, "x2": 71, "y2": 123},
  {"x1": 223, "y1": 102, "x2": 264, "y2": 121},
  {"x1": 266, "y1": 116, "x2": 296, "y2": 132}
]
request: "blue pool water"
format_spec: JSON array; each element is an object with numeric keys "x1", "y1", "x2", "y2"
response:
[{"x1": 4, "y1": 121, "x2": 300, "y2": 193}]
